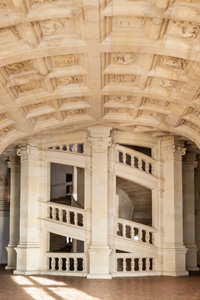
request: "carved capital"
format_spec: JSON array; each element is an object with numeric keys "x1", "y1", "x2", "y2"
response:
[
  {"x1": 89, "y1": 137, "x2": 112, "y2": 153},
  {"x1": 17, "y1": 145, "x2": 39, "y2": 161},
  {"x1": 7, "y1": 161, "x2": 20, "y2": 173},
  {"x1": 162, "y1": 145, "x2": 186, "y2": 161}
]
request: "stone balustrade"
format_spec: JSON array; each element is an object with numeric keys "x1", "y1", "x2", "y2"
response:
[
  {"x1": 46, "y1": 202, "x2": 85, "y2": 228},
  {"x1": 116, "y1": 145, "x2": 156, "y2": 176},
  {"x1": 46, "y1": 253, "x2": 86, "y2": 273},
  {"x1": 46, "y1": 143, "x2": 84, "y2": 154},
  {"x1": 117, "y1": 218, "x2": 156, "y2": 246},
  {"x1": 115, "y1": 253, "x2": 155, "y2": 274}
]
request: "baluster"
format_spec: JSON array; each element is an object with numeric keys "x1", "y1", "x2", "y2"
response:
[
  {"x1": 138, "y1": 158, "x2": 142, "y2": 170},
  {"x1": 146, "y1": 231, "x2": 150, "y2": 244},
  {"x1": 75, "y1": 144, "x2": 78, "y2": 153},
  {"x1": 47, "y1": 257, "x2": 50, "y2": 270},
  {"x1": 74, "y1": 213, "x2": 78, "y2": 226},
  {"x1": 131, "y1": 155, "x2": 135, "y2": 167},
  {"x1": 52, "y1": 207, "x2": 56, "y2": 220},
  {"x1": 147, "y1": 162, "x2": 151, "y2": 173},
  {"x1": 131, "y1": 258, "x2": 135, "y2": 272},
  {"x1": 58, "y1": 257, "x2": 62, "y2": 271},
  {"x1": 146, "y1": 258, "x2": 150, "y2": 271},
  {"x1": 122, "y1": 224, "x2": 126, "y2": 237},
  {"x1": 138, "y1": 258, "x2": 142, "y2": 271},
  {"x1": 51, "y1": 257, "x2": 56, "y2": 271},
  {"x1": 81, "y1": 213, "x2": 84, "y2": 227},
  {"x1": 130, "y1": 226, "x2": 133, "y2": 240},
  {"x1": 47, "y1": 206, "x2": 51, "y2": 218},
  {"x1": 66, "y1": 258, "x2": 69, "y2": 271},
  {"x1": 152, "y1": 258, "x2": 156, "y2": 271},
  {"x1": 74, "y1": 258, "x2": 77, "y2": 271},
  {"x1": 123, "y1": 258, "x2": 126, "y2": 272},
  {"x1": 138, "y1": 228, "x2": 142, "y2": 241},
  {"x1": 67, "y1": 210, "x2": 70, "y2": 224},
  {"x1": 57, "y1": 208, "x2": 60, "y2": 221},
  {"x1": 151, "y1": 232, "x2": 155, "y2": 245},
  {"x1": 151, "y1": 163, "x2": 155, "y2": 175},
  {"x1": 123, "y1": 152, "x2": 126, "y2": 164},
  {"x1": 82, "y1": 257, "x2": 85, "y2": 272}
]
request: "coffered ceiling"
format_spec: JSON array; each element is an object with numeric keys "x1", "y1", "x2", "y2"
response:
[{"x1": 0, "y1": 0, "x2": 200, "y2": 153}]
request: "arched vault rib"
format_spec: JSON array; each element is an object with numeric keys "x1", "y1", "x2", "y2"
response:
[{"x1": 0, "y1": 0, "x2": 200, "y2": 153}]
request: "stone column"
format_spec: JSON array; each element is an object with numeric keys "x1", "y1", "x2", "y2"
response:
[
  {"x1": 87, "y1": 125, "x2": 112, "y2": 279},
  {"x1": 183, "y1": 152, "x2": 199, "y2": 271},
  {"x1": 161, "y1": 137, "x2": 188, "y2": 276},
  {"x1": 195, "y1": 158, "x2": 200, "y2": 266},
  {"x1": 14, "y1": 145, "x2": 40, "y2": 275},
  {"x1": 5, "y1": 156, "x2": 20, "y2": 269}
]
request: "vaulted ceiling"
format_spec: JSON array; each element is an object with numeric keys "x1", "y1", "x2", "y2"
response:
[{"x1": 0, "y1": 0, "x2": 200, "y2": 153}]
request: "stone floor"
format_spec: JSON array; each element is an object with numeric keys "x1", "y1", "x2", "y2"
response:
[{"x1": 0, "y1": 266, "x2": 200, "y2": 300}]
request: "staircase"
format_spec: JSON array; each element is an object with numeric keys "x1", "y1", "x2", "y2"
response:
[{"x1": 42, "y1": 144, "x2": 159, "y2": 277}]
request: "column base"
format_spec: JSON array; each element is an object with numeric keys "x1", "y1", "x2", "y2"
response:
[
  {"x1": 187, "y1": 267, "x2": 200, "y2": 271},
  {"x1": 162, "y1": 244, "x2": 188, "y2": 275},
  {"x1": 185, "y1": 244, "x2": 199, "y2": 271},
  {"x1": 87, "y1": 245, "x2": 112, "y2": 279},
  {"x1": 5, "y1": 244, "x2": 17, "y2": 270},
  {"x1": 162, "y1": 270, "x2": 189, "y2": 276},
  {"x1": 14, "y1": 243, "x2": 40, "y2": 273}
]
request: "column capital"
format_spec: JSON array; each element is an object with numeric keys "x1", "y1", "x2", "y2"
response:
[
  {"x1": 17, "y1": 145, "x2": 39, "y2": 161},
  {"x1": 183, "y1": 152, "x2": 198, "y2": 169},
  {"x1": 162, "y1": 145, "x2": 186, "y2": 161},
  {"x1": 8, "y1": 156, "x2": 20, "y2": 173},
  {"x1": 89, "y1": 137, "x2": 112, "y2": 153}
]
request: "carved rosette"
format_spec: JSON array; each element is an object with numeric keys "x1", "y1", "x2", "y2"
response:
[
  {"x1": 162, "y1": 145, "x2": 186, "y2": 161},
  {"x1": 89, "y1": 137, "x2": 112, "y2": 153},
  {"x1": 17, "y1": 145, "x2": 40, "y2": 161}
]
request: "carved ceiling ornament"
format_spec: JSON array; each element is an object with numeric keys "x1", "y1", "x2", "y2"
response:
[
  {"x1": 109, "y1": 108, "x2": 129, "y2": 113},
  {"x1": 162, "y1": 145, "x2": 186, "y2": 161},
  {"x1": 51, "y1": 54, "x2": 79, "y2": 68},
  {"x1": 113, "y1": 17, "x2": 145, "y2": 29},
  {"x1": 40, "y1": 19, "x2": 73, "y2": 36},
  {"x1": 89, "y1": 137, "x2": 112, "y2": 153},
  {"x1": 184, "y1": 120, "x2": 200, "y2": 132},
  {"x1": 0, "y1": 127, "x2": 11, "y2": 138},
  {"x1": 160, "y1": 79, "x2": 176, "y2": 88},
  {"x1": 110, "y1": 74, "x2": 135, "y2": 83},
  {"x1": 112, "y1": 53, "x2": 137, "y2": 65},
  {"x1": 5, "y1": 61, "x2": 33, "y2": 75},
  {"x1": 65, "y1": 109, "x2": 85, "y2": 116},
  {"x1": 160, "y1": 56, "x2": 187, "y2": 69},
  {"x1": 0, "y1": 27, "x2": 20, "y2": 45},
  {"x1": 178, "y1": 22, "x2": 199, "y2": 38},
  {"x1": 17, "y1": 81, "x2": 40, "y2": 93},
  {"x1": 56, "y1": 76, "x2": 81, "y2": 85},
  {"x1": 109, "y1": 95, "x2": 133, "y2": 102}
]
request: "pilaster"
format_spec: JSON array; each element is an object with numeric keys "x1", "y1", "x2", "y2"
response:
[
  {"x1": 87, "y1": 125, "x2": 112, "y2": 279},
  {"x1": 183, "y1": 152, "x2": 199, "y2": 271},
  {"x1": 14, "y1": 145, "x2": 40, "y2": 275},
  {"x1": 161, "y1": 137, "x2": 188, "y2": 276},
  {"x1": 6, "y1": 156, "x2": 20, "y2": 270}
]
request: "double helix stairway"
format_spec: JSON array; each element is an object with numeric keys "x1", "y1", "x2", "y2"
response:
[{"x1": 42, "y1": 144, "x2": 158, "y2": 277}]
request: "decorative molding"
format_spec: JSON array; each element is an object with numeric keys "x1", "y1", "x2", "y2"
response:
[
  {"x1": 109, "y1": 75, "x2": 135, "y2": 83},
  {"x1": 112, "y1": 53, "x2": 136, "y2": 65},
  {"x1": 17, "y1": 145, "x2": 40, "y2": 161},
  {"x1": 178, "y1": 22, "x2": 199, "y2": 38},
  {"x1": 162, "y1": 145, "x2": 186, "y2": 161},
  {"x1": 89, "y1": 137, "x2": 112, "y2": 153},
  {"x1": 159, "y1": 56, "x2": 187, "y2": 69}
]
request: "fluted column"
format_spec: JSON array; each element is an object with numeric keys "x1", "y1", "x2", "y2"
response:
[
  {"x1": 14, "y1": 145, "x2": 40, "y2": 275},
  {"x1": 183, "y1": 152, "x2": 199, "y2": 271},
  {"x1": 161, "y1": 137, "x2": 188, "y2": 276},
  {"x1": 5, "y1": 156, "x2": 20, "y2": 269},
  {"x1": 87, "y1": 125, "x2": 112, "y2": 279}
]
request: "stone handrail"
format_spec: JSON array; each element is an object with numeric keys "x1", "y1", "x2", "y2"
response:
[
  {"x1": 114, "y1": 253, "x2": 156, "y2": 273},
  {"x1": 46, "y1": 252, "x2": 86, "y2": 272},
  {"x1": 116, "y1": 218, "x2": 156, "y2": 246},
  {"x1": 115, "y1": 144, "x2": 156, "y2": 176},
  {"x1": 46, "y1": 202, "x2": 85, "y2": 228}
]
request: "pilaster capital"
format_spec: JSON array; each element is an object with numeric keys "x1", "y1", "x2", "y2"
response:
[
  {"x1": 162, "y1": 145, "x2": 186, "y2": 161},
  {"x1": 17, "y1": 145, "x2": 39, "y2": 161},
  {"x1": 89, "y1": 137, "x2": 112, "y2": 153}
]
